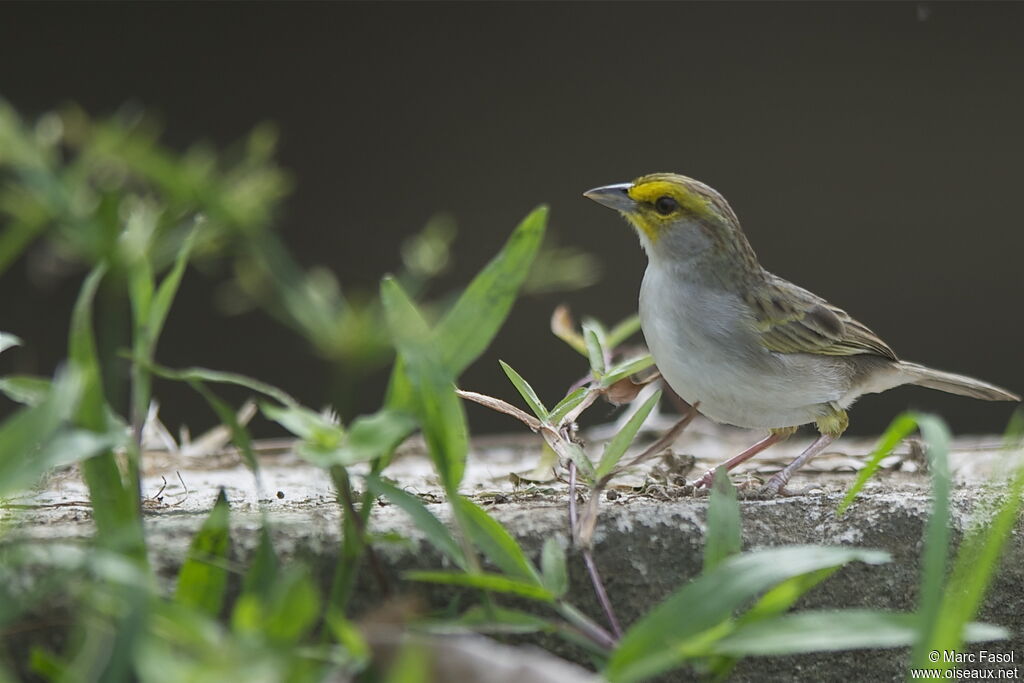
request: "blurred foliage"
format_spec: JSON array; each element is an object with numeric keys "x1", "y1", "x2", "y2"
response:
[{"x1": 0, "y1": 100, "x2": 597, "y2": 414}]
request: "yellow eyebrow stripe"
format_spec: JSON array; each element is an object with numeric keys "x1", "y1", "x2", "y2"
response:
[
  {"x1": 626, "y1": 180, "x2": 680, "y2": 203},
  {"x1": 627, "y1": 180, "x2": 715, "y2": 220}
]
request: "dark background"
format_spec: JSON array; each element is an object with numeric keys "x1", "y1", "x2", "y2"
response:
[{"x1": 1, "y1": 2, "x2": 1021, "y2": 436}]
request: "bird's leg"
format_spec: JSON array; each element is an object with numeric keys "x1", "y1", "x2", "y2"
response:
[
  {"x1": 761, "y1": 407, "x2": 847, "y2": 496},
  {"x1": 760, "y1": 433, "x2": 834, "y2": 496},
  {"x1": 692, "y1": 429, "x2": 793, "y2": 489}
]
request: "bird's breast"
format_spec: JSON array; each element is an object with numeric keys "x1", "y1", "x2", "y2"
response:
[{"x1": 638, "y1": 265, "x2": 844, "y2": 429}]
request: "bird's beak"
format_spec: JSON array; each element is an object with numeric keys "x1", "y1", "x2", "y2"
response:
[{"x1": 583, "y1": 183, "x2": 635, "y2": 212}]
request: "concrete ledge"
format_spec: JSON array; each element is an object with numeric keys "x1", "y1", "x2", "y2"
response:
[{"x1": 4, "y1": 420, "x2": 1023, "y2": 681}]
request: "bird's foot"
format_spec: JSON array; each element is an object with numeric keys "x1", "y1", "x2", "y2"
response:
[
  {"x1": 756, "y1": 474, "x2": 821, "y2": 498},
  {"x1": 758, "y1": 473, "x2": 789, "y2": 497},
  {"x1": 691, "y1": 467, "x2": 718, "y2": 490}
]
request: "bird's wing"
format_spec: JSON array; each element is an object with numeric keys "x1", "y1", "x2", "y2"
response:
[{"x1": 746, "y1": 276, "x2": 898, "y2": 360}]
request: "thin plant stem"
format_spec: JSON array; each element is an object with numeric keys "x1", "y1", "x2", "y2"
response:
[
  {"x1": 556, "y1": 602, "x2": 617, "y2": 651},
  {"x1": 568, "y1": 460, "x2": 623, "y2": 641},
  {"x1": 335, "y1": 467, "x2": 392, "y2": 597},
  {"x1": 568, "y1": 460, "x2": 579, "y2": 540},
  {"x1": 610, "y1": 404, "x2": 699, "y2": 478},
  {"x1": 582, "y1": 547, "x2": 623, "y2": 640}
]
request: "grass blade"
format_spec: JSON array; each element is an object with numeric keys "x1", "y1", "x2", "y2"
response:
[
  {"x1": 433, "y1": 206, "x2": 547, "y2": 376},
  {"x1": 189, "y1": 381, "x2": 260, "y2": 476},
  {"x1": 837, "y1": 412, "x2": 918, "y2": 515},
  {"x1": 710, "y1": 610, "x2": 1006, "y2": 657},
  {"x1": 911, "y1": 413, "x2": 953, "y2": 669},
  {"x1": 540, "y1": 537, "x2": 568, "y2": 599},
  {"x1": 605, "y1": 546, "x2": 891, "y2": 683},
  {"x1": 582, "y1": 322, "x2": 606, "y2": 378},
  {"x1": 499, "y1": 360, "x2": 548, "y2": 421},
  {"x1": 595, "y1": 390, "x2": 661, "y2": 481},
  {"x1": 546, "y1": 386, "x2": 591, "y2": 426},
  {"x1": 432, "y1": 605, "x2": 556, "y2": 635},
  {"x1": 453, "y1": 495, "x2": 541, "y2": 584},
  {"x1": 70, "y1": 264, "x2": 146, "y2": 559},
  {"x1": 0, "y1": 368, "x2": 83, "y2": 496},
  {"x1": 174, "y1": 489, "x2": 231, "y2": 616},
  {"x1": 0, "y1": 375, "x2": 51, "y2": 406},
  {"x1": 404, "y1": 571, "x2": 554, "y2": 602},
  {"x1": 149, "y1": 364, "x2": 298, "y2": 409},
  {"x1": 241, "y1": 524, "x2": 278, "y2": 598},
  {"x1": 703, "y1": 468, "x2": 741, "y2": 573},
  {"x1": 602, "y1": 355, "x2": 654, "y2": 387},
  {"x1": 929, "y1": 411, "x2": 1024, "y2": 655},
  {"x1": 148, "y1": 222, "x2": 198, "y2": 345},
  {"x1": 382, "y1": 276, "x2": 467, "y2": 492},
  {"x1": 365, "y1": 474, "x2": 468, "y2": 571},
  {"x1": 606, "y1": 315, "x2": 642, "y2": 349}
]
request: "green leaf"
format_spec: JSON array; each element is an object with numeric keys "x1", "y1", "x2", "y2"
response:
[
  {"x1": 602, "y1": 355, "x2": 655, "y2": 387},
  {"x1": 582, "y1": 322, "x2": 606, "y2": 378},
  {"x1": 546, "y1": 386, "x2": 591, "y2": 426},
  {"x1": 404, "y1": 571, "x2": 554, "y2": 602},
  {"x1": 563, "y1": 441, "x2": 597, "y2": 483},
  {"x1": 175, "y1": 489, "x2": 231, "y2": 616},
  {"x1": 453, "y1": 495, "x2": 542, "y2": 584},
  {"x1": 382, "y1": 277, "x2": 467, "y2": 492},
  {"x1": 595, "y1": 390, "x2": 661, "y2": 481},
  {"x1": 0, "y1": 375, "x2": 51, "y2": 406},
  {"x1": 260, "y1": 401, "x2": 340, "y2": 443},
  {"x1": 0, "y1": 332, "x2": 21, "y2": 355},
  {"x1": 931, "y1": 410, "x2": 1024, "y2": 656},
  {"x1": 189, "y1": 381, "x2": 260, "y2": 476},
  {"x1": 439, "y1": 605, "x2": 555, "y2": 635},
  {"x1": 741, "y1": 567, "x2": 837, "y2": 624},
  {"x1": 703, "y1": 468, "x2": 741, "y2": 573},
  {"x1": 837, "y1": 412, "x2": 918, "y2": 515},
  {"x1": 326, "y1": 612, "x2": 371, "y2": 667},
  {"x1": 605, "y1": 545, "x2": 891, "y2": 683},
  {"x1": 68, "y1": 265, "x2": 108, "y2": 431},
  {"x1": 606, "y1": 315, "x2": 642, "y2": 349},
  {"x1": 69, "y1": 264, "x2": 145, "y2": 559},
  {"x1": 241, "y1": 524, "x2": 278, "y2": 598},
  {"x1": 383, "y1": 641, "x2": 431, "y2": 683},
  {"x1": 233, "y1": 565, "x2": 320, "y2": 644},
  {"x1": 540, "y1": 537, "x2": 568, "y2": 598},
  {"x1": 149, "y1": 364, "x2": 297, "y2": 408},
  {"x1": 499, "y1": 360, "x2": 548, "y2": 421},
  {"x1": 432, "y1": 206, "x2": 547, "y2": 376},
  {"x1": 710, "y1": 610, "x2": 1006, "y2": 657},
  {"x1": 913, "y1": 413, "x2": 954, "y2": 669},
  {"x1": 0, "y1": 368, "x2": 83, "y2": 497},
  {"x1": 261, "y1": 401, "x2": 353, "y2": 468},
  {"x1": 383, "y1": 207, "x2": 546, "y2": 444},
  {"x1": 147, "y1": 222, "x2": 198, "y2": 347},
  {"x1": 364, "y1": 474, "x2": 468, "y2": 571},
  {"x1": 339, "y1": 409, "x2": 417, "y2": 465}
]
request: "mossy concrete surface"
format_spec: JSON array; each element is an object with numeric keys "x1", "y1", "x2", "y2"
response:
[{"x1": 5, "y1": 418, "x2": 1023, "y2": 681}]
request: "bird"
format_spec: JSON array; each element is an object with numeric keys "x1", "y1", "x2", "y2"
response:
[{"x1": 583, "y1": 172, "x2": 1019, "y2": 495}]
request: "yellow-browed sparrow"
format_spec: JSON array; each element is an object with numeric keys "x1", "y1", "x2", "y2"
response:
[{"x1": 585, "y1": 173, "x2": 1019, "y2": 496}]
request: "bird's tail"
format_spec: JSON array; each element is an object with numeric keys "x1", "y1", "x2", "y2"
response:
[{"x1": 898, "y1": 362, "x2": 1020, "y2": 402}]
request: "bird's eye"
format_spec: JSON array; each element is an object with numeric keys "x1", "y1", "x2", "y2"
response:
[{"x1": 654, "y1": 196, "x2": 679, "y2": 216}]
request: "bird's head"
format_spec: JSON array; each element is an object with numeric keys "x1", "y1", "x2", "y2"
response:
[{"x1": 584, "y1": 172, "x2": 758, "y2": 272}]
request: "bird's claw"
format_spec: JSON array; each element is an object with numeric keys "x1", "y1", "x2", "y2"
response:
[
  {"x1": 758, "y1": 475, "x2": 820, "y2": 498},
  {"x1": 692, "y1": 468, "x2": 717, "y2": 489}
]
